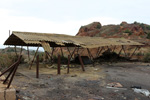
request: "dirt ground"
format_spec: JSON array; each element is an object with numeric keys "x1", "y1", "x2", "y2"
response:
[{"x1": 10, "y1": 62, "x2": 150, "y2": 100}]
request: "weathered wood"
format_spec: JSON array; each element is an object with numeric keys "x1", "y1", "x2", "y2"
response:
[
  {"x1": 78, "y1": 55, "x2": 85, "y2": 71},
  {"x1": 67, "y1": 55, "x2": 70, "y2": 74},
  {"x1": 20, "y1": 46, "x2": 23, "y2": 55},
  {"x1": 97, "y1": 47, "x2": 104, "y2": 57},
  {"x1": 14, "y1": 45, "x2": 18, "y2": 57},
  {"x1": 113, "y1": 46, "x2": 116, "y2": 52},
  {"x1": 122, "y1": 45, "x2": 127, "y2": 57},
  {"x1": 118, "y1": 46, "x2": 123, "y2": 56},
  {"x1": 7, "y1": 55, "x2": 22, "y2": 88},
  {"x1": 57, "y1": 55, "x2": 61, "y2": 74},
  {"x1": 60, "y1": 47, "x2": 64, "y2": 57},
  {"x1": 29, "y1": 46, "x2": 39, "y2": 69},
  {"x1": 70, "y1": 47, "x2": 76, "y2": 59},
  {"x1": 87, "y1": 48, "x2": 94, "y2": 60},
  {"x1": 27, "y1": 46, "x2": 30, "y2": 61},
  {"x1": 130, "y1": 46, "x2": 139, "y2": 58},
  {"x1": 36, "y1": 55, "x2": 39, "y2": 78}
]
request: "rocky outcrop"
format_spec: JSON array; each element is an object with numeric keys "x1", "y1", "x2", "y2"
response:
[
  {"x1": 76, "y1": 22, "x2": 101, "y2": 37},
  {"x1": 76, "y1": 21, "x2": 150, "y2": 45}
]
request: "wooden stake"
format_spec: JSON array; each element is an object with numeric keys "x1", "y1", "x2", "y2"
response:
[
  {"x1": 36, "y1": 55, "x2": 39, "y2": 78},
  {"x1": 67, "y1": 55, "x2": 70, "y2": 74},
  {"x1": 57, "y1": 55, "x2": 61, "y2": 74}
]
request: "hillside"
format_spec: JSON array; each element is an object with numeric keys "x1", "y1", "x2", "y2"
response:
[{"x1": 76, "y1": 21, "x2": 150, "y2": 45}]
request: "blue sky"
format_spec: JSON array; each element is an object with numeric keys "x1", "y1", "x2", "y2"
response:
[{"x1": 0, "y1": 0, "x2": 150, "y2": 50}]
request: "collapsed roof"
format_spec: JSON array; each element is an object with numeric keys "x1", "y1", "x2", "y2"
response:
[{"x1": 4, "y1": 31, "x2": 143, "y2": 48}]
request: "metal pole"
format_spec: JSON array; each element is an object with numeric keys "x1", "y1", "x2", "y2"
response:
[
  {"x1": 36, "y1": 55, "x2": 39, "y2": 78},
  {"x1": 57, "y1": 55, "x2": 61, "y2": 74}
]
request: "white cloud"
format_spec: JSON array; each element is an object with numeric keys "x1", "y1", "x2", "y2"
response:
[{"x1": 0, "y1": 8, "x2": 121, "y2": 48}]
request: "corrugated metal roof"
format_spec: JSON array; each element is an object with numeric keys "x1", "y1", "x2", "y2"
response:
[{"x1": 4, "y1": 31, "x2": 143, "y2": 48}]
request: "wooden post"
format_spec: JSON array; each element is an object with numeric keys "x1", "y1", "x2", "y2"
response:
[
  {"x1": 60, "y1": 47, "x2": 64, "y2": 57},
  {"x1": 57, "y1": 55, "x2": 61, "y2": 74},
  {"x1": 20, "y1": 46, "x2": 23, "y2": 55},
  {"x1": 78, "y1": 55, "x2": 85, "y2": 71},
  {"x1": 36, "y1": 55, "x2": 39, "y2": 78},
  {"x1": 27, "y1": 46, "x2": 30, "y2": 61},
  {"x1": 29, "y1": 46, "x2": 39, "y2": 69},
  {"x1": 14, "y1": 46, "x2": 18, "y2": 57},
  {"x1": 67, "y1": 55, "x2": 70, "y2": 74}
]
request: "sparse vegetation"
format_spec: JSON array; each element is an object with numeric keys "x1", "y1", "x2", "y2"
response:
[
  {"x1": 96, "y1": 24, "x2": 101, "y2": 29},
  {"x1": 147, "y1": 33, "x2": 150, "y2": 39},
  {"x1": 143, "y1": 52, "x2": 150, "y2": 62},
  {"x1": 124, "y1": 29, "x2": 132, "y2": 35}
]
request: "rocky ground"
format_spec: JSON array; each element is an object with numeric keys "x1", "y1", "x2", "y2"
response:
[{"x1": 9, "y1": 62, "x2": 150, "y2": 100}]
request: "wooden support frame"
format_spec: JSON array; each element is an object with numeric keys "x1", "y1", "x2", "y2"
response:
[
  {"x1": 87, "y1": 48, "x2": 94, "y2": 60},
  {"x1": 122, "y1": 45, "x2": 127, "y2": 57},
  {"x1": 0, "y1": 55, "x2": 22, "y2": 88},
  {"x1": 96, "y1": 47, "x2": 104, "y2": 58},
  {"x1": 70, "y1": 47, "x2": 77, "y2": 60},
  {"x1": 29, "y1": 46, "x2": 39, "y2": 69},
  {"x1": 130, "y1": 46, "x2": 139, "y2": 58},
  {"x1": 118, "y1": 46, "x2": 123, "y2": 56}
]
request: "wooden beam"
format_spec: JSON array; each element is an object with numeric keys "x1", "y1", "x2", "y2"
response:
[
  {"x1": 78, "y1": 55, "x2": 85, "y2": 71},
  {"x1": 97, "y1": 47, "x2": 104, "y2": 58},
  {"x1": 130, "y1": 46, "x2": 139, "y2": 58},
  {"x1": 122, "y1": 45, "x2": 127, "y2": 57},
  {"x1": 29, "y1": 46, "x2": 39, "y2": 69}
]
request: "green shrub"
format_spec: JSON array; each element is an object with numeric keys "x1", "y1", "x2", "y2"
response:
[
  {"x1": 124, "y1": 29, "x2": 132, "y2": 35},
  {"x1": 146, "y1": 25, "x2": 150, "y2": 30},
  {"x1": 147, "y1": 33, "x2": 150, "y2": 39},
  {"x1": 143, "y1": 53, "x2": 150, "y2": 62},
  {"x1": 96, "y1": 24, "x2": 101, "y2": 29},
  {"x1": 0, "y1": 53, "x2": 25, "y2": 70}
]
